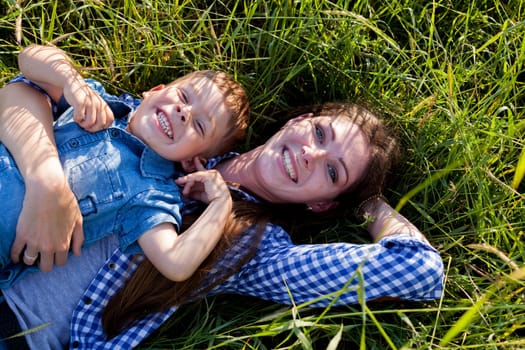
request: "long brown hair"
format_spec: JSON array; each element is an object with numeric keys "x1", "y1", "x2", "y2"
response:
[{"x1": 102, "y1": 190, "x2": 268, "y2": 338}]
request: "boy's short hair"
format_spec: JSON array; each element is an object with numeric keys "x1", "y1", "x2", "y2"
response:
[{"x1": 171, "y1": 70, "x2": 250, "y2": 156}]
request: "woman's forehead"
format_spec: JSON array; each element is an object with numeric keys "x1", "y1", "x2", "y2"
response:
[{"x1": 313, "y1": 114, "x2": 360, "y2": 129}]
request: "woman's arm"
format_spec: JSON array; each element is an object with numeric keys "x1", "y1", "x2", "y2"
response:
[
  {"x1": 0, "y1": 82, "x2": 83, "y2": 271},
  {"x1": 138, "y1": 169, "x2": 232, "y2": 281},
  {"x1": 212, "y1": 222, "x2": 443, "y2": 305},
  {"x1": 359, "y1": 196, "x2": 429, "y2": 243}
]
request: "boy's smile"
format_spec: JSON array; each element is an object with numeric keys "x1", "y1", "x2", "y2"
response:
[
  {"x1": 156, "y1": 110, "x2": 174, "y2": 139},
  {"x1": 128, "y1": 75, "x2": 230, "y2": 162}
]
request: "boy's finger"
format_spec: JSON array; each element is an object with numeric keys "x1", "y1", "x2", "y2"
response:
[
  {"x1": 104, "y1": 106, "x2": 115, "y2": 127},
  {"x1": 181, "y1": 180, "x2": 196, "y2": 196},
  {"x1": 193, "y1": 157, "x2": 206, "y2": 171},
  {"x1": 73, "y1": 106, "x2": 87, "y2": 123},
  {"x1": 174, "y1": 175, "x2": 189, "y2": 184}
]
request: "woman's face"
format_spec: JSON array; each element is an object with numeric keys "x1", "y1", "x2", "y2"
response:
[{"x1": 252, "y1": 114, "x2": 371, "y2": 208}]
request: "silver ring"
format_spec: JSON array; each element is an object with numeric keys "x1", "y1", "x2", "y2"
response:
[{"x1": 23, "y1": 250, "x2": 38, "y2": 264}]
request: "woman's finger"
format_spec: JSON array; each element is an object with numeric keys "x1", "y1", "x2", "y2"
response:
[{"x1": 23, "y1": 248, "x2": 39, "y2": 265}]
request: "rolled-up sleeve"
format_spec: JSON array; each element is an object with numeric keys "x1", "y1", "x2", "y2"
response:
[{"x1": 213, "y1": 225, "x2": 444, "y2": 306}]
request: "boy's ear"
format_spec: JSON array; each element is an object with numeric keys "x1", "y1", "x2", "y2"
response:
[
  {"x1": 142, "y1": 84, "x2": 165, "y2": 98},
  {"x1": 306, "y1": 200, "x2": 339, "y2": 213},
  {"x1": 181, "y1": 157, "x2": 207, "y2": 173},
  {"x1": 284, "y1": 113, "x2": 314, "y2": 127}
]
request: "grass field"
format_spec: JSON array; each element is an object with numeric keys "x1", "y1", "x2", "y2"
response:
[{"x1": 1, "y1": 1, "x2": 524, "y2": 349}]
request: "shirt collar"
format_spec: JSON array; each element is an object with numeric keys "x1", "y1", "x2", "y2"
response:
[{"x1": 139, "y1": 147, "x2": 176, "y2": 180}]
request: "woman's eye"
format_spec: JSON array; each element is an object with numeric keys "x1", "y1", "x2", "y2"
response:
[
  {"x1": 315, "y1": 125, "x2": 324, "y2": 143},
  {"x1": 328, "y1": 165, "x2": 338, "y2": 183}
]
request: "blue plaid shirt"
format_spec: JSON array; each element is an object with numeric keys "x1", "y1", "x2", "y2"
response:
[{"x1": 10, "y1": 76, "x2": 444, "y2": 349}]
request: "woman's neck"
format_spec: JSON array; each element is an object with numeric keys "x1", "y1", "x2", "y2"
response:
[{"x1": 215, "y1": 147, "x2": 265, "y2": 198}]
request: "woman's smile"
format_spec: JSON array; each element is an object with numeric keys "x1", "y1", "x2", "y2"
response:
[{"x1": 281, "y1": 147, "x2": 298, "y2": 183}]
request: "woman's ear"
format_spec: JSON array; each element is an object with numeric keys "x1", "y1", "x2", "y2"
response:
[
  {"x1": 284, "y1": 113, "x2": 314, "y2": 127},
  {"x1": 307, "y1": 200, "x2": 339, "y2": 213}
]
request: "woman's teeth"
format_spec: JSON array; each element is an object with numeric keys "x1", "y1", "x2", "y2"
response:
[
  {"x1": 158, "y1": 112, "x2": 173, "y2": 139},
  {"x1": 283, "y1": 149, "x2": 297, "y2": 182}
]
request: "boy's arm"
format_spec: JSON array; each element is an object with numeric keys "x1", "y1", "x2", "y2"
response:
[
  {"x1": 18, "y1": 44, "x2": 114, "y2": 131},
  {"x1": 138, "y1": 170, "x2": 232, "y2": 281},
  {"x1": 0, "y1": 82, "x2": 84, "y2": 271}
]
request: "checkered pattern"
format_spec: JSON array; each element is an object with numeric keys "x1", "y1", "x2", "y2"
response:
[
  {"x1": 69, "y1": 252, "x2": 176, "y2": 349},
  {"x1": 212, "y1": 228, "x2": 443, "y2": 305}
]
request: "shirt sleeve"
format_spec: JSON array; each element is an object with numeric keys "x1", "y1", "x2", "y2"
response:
[
  {"x1": 213, "y1": 224, "x2": 444, "y2": 306},
  {"x1": 118, "y1": 189, "x2": 183, "y2": 254}
]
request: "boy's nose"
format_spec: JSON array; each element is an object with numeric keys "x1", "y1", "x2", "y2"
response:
[{"x1": 176, "y1": 105, "x2": 191, "y2": 124}]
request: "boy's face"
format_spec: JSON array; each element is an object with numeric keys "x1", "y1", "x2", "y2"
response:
[{"x1": 129, "y1": 75, "x2": 230, "y2": 162}]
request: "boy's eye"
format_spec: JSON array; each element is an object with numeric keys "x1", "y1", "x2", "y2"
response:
[
  {"x1": 194, "y1": 120, "x2": 205, "y2": 137},
  {"x1": 315, "y1": 124, "x2": 324, "y2": 143},
  {"x1": 327, "y1": 165, "x2": 338, "y2": 183},
  {"x1": 178, "y1": 89, "x2": 188, "y2": 104}
]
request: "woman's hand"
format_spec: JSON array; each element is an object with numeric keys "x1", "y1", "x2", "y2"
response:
[{"x1": 10, "y1": 158, "x2": 84, "y2": 272}]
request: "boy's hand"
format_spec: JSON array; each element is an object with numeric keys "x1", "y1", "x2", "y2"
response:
[
  {"x1": 181, "y1": 156, "x2": 207, "y2": 173},
  {"x1": 64, "y1": 77, "x2": 114, "y2": 132},
  {"x1": 175, "y1": 167, "x2": 230, "y2": 204},
  {"x1": 10, "y1": 161, "x2": 84, "y2": 272}
]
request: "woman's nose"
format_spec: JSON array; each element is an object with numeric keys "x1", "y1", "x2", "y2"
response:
[{"x1": 302, "y1": 145, "x2": 325, "y2": 168}]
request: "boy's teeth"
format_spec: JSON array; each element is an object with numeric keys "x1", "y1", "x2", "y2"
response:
[
  {"x1": 158, "y1": 112, "x2": 173, "y2": 139},
  {"x1": 283, "y1": 149, "x2": 297, "y2": 182}
]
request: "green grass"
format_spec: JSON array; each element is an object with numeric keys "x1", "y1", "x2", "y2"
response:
[{"x1": 1, "y1": 0, "x2": 524, "y2": 349}]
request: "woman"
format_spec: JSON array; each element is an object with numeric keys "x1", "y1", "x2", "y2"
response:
[{"x1": 0, "y1": 72, "x2": 443, "y2": 349}]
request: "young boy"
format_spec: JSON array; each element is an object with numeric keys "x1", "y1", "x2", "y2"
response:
[{"x1": 0, "y1": 44, "x2": 250, "y2": 288}]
